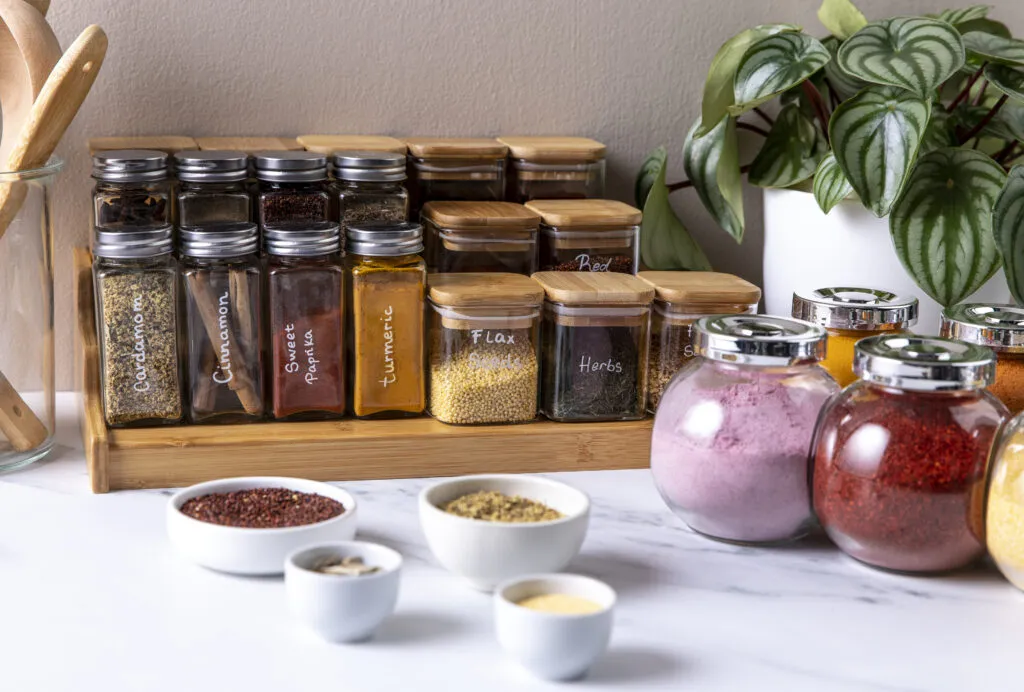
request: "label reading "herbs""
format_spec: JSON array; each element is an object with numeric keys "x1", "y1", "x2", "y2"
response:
[{"x1": 579, "y1": 355, "x2": 623, "y2": 374}]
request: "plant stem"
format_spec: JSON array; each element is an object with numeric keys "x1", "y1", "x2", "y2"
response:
[
  {"x1": 994, "y1": 141, "x2": 1018, "y2": 164},
  {"x1": 974, "y1": 79, "x2": 990, "y2": 106},
  {"x1": 801, "y1": 80, "x2": 831, "y2": 145},
  {"x1": 737, "y1": 121, "x2": 771, "y2": 137},
  {"x1": 947, "y1": 64, "x2": 987, "y2": 112},
  {"x1": 960, "y1": 94, "x2": 1009, "y2": 145},
  {"x1": 752, "y1": 107, "x2": 775, "y2": 127},
  {"x1": 667, "y1": 164, "x2": 753, "y2": 192}
]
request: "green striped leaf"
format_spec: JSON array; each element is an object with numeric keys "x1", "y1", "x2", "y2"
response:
[
  {"x1": 962, "y1": 32, "x2": 1024, "y2": 66},
  {"x1": 731, "y1": 33, "x2": 831, "y2": 114},
  {"x1": 822, "y1": 36, "x2": 868, "y2": 100},
  {"x1": 984, "y1": 63, "x2": 1024, "y2": 104},
  {"x1": 935, "y1": 6, "x2": 989, "y2": 26},
  {"x1": 829, "y1": 86, "x2": 931, "y2": 217},
  {"x1": 638, "y1": 148, "x2": 713, "y2": 271},
  {"x1": 635, "y1": 148, "x2": 663, "y2": 208},
  {"x1": 994, "y1": 166, "x2": 1024, "y2": 305},
  {"x1": 813, "y1": 152, "x2": 855, "y2": 213},
  {"x1": 748, "y1": 104, "x2": 827, "y2": 188},
  {"x1": 996, "y1": 102, "x2": 1024, "y2": 142},
  {"x1": 818, "y1": 0, "x2": 867, "y2": 40},
  {"x1": 699, "y1": 24, "x2": 800, "y2": 135},
  {"x1": 889, "y1": 148, "x2": 1007, "y2": 306},
  {"x1": 838, "y1": 18, "x2": 965, "y2": 97},
  {"x1": 682, "y1": 117, "x2": 745, "y2": 241},
  {"x1": 956, "y1": 18, "x2": 1011, "y2": 39}
]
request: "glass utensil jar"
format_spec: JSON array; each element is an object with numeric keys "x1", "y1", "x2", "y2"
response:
[
  {"x1": 941, "y1": 303, "x2": 1024, "y2": 415},
  {"x1": 422, "y1": 201, "x2": 540, "y2": 274},
  {"x1": 0, "y1": 158, "x2": 62, "y2": 471},
  {"x1": 813, "y1": 335, "x2": 1005, "y2": 573},
  {"x1": 330, "y1": 150, "x2": 408, "y2": 229},
  {"x1": 92, "y1": 149, "x2": 170, "y2": 230},
  {"x1": 497, "y1": 136, "x2": 606, "y2": 203},
  {"x1": 527, "y1": 199, "x2": 641, "y2": 274},
  {"x1": 793, "y1": 286, "x2": 918, "y2": 387},
  {"x1": 255, "y1": 151, "x2": 329, "y2": 228},
  {"x1": 405, "y1": 138, "x2": 507, "y2": 218},
  {"x1": 174, "y1": 150, "x2": 252, "y2": 227}
]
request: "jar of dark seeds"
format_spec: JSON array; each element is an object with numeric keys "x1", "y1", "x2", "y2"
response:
[
  {"x1": 93, "y1": 224, "x2": 183, "y2": 427},
  {"x1": 428, "y1": 273, "x2": 543, "y2": 425},
  {"x1": 92, "y1": 149, "x2": 170, "y2": 230},
  {"x1": 533, "y1": 271, "x2": 653, "y2": 422},
  {"x1": 174, "y1": 150, "x2": 252, "y2": 227},
  {"x1": 527, "y1": 199, "x2": 641, "y2": 274},
  {"x1": 404, "y1": 137, "x2": 507, "y2": 218},
  {"x1": 497, "y1": 136, "x2": 606, "y2": 203},
  {"x1": 422, "y1": 201, "x2": 540, "y2": 275},
  {"x1": 255, "y1": 151, "x2": 329, "y2": 229},
  {"x1": 180, "y1": 222, "x2": 265, "y2": 424},
  {"x1": 330, "y1": 150, "x2": 408, "y2": 230}
]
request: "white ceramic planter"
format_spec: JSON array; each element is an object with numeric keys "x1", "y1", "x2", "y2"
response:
[{"x1": 762, "y1": 188, "x2": 1010, "y2": 334}]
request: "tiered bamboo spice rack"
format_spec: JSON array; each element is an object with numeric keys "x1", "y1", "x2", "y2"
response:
[{"x1": 75, "y1": 249, "x2": 652, "y2": 493}]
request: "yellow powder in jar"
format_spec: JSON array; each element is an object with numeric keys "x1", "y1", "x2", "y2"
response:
[
  {"x1": 990, "y1": 355, "x2": 1024, "y2": 415},
  {"x1": 517, "y1": 594, "x2": 603, "y2": 615},
  {"x1": 987, "y1": 429, "x2": 1024, "y2": 590},
  {"x1": 820, "y1": 329, "x2": 861, "y2": 387}
]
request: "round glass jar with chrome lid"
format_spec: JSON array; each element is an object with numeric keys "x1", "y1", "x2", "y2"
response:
[
  {"x1": 812, "y1": 335, "x2": 1006, "y2": 573},
  {"x1": 793, "y1": 286, "x2": 918, "y2": 387},
  {"x1": 941, "y1": 303, "x2": 1024, "y2": 414},
  {"x1": 329, "y1": 150, "x2": 408, "y2": 229},
  {"x1": 255, "y1": 151, "x2": 329, "y2": 228},
  {"x1": 651, "y1": 315, "x2": 838, "y2": 545},
  {"x1": 92, "y1": 149, "x2": 170, "y2": 230},
  {"x1": 174, "y1": 150, "x2": 251, "y2": 227}
]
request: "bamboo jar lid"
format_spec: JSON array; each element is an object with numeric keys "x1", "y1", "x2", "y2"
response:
[
  {"x1": 423, "y1": 201, "x2": 540, "y2": 230},
  {"x1": 532, "y1": 271, "x2": 654, "y2": 306},
  {"x1": 195, "y1": 136, "x2": 302, "y2": 154},
  {"x1": 497, "y1": 136, "x2": 606, "y2": 162},
  {"x1": 88, "y1": 136, "x2": 197, "y2": 155},
  {"x1": 526, "y1": 199, "x2": 642, "y2": 227},
  {"x1": 429, "y1": 273, "x2": 544, "y2": 307},
  {"x1": 404, "y1": 137, "x2": 507, "y2": 159},
  {"x1": 638, "y1": 271, "x2": 761, "y2": 305},
  {"x1": 298, "y1": 134, "x2": 407, "y2": 154}
]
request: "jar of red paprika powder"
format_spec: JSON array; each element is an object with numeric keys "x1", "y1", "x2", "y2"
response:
[{"x1": 812, "y1": 335, "x2": 1007, "y2": 573}]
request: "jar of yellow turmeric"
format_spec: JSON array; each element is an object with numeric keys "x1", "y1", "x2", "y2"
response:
[
  {"x1": 941, "y1": 304, "x2": 1024, "y2": 415},
  {"x1": 791, "y1": 287, "x2": 918, "y2": 387}
]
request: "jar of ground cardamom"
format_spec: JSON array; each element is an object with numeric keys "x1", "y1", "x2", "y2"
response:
[
  {"x1": 941, "y1": 304, "x2": 1024, "y2": 415},
  {"x1": 497, "y1": 136, "x2": 606, "y2": 203},
  {"x1": 428, "y1": 273, "x2": 543, "y2": 425},
  {"x1": 422, "y1": 201, "x2": 540, "y2": 275},
  {"x1": 405, "y1": 138, "x2": 507, "y2": 218}
]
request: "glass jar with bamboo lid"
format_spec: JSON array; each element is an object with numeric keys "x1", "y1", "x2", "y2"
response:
[
  {"x1": 497, "y1": 136, "x2": 606, "y2": 203},
  {"x1": 297, "y1": 135, "x2": 407, "y2": 155},
  {"x1": 532, "y1": 271, "x2": 654, "y2": 422},
  {"x1": 527, "y1": 199, "x2": 641, "y2": 275},
  {"x1": 404, "y1": 137, "x2": 507, "y2": 218},
  {"x1": 638, "y1": 271, "x2": 761, "y2": 412},
  {"x1": 422, "y1": 201, "x2": 540, "y2": 275},
  {"x1": 941, "y1": 304, "x2": 1024, "y2": 415}
]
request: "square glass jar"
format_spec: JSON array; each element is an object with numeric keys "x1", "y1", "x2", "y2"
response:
[
  {"x1": 405, "y1": 138, "x2": 507, "y2": 218},
  {"x1": 297, "y1": 135, "x2": 407, "y2": 155},
  {"x1": 428, "y1": 273, "x2": 543, "y2": 425},
  {"x1": 422, "y1": 201, "x2": 540, "y2": 275},
  {"x1": 527, "y1": 200, "x2": 641, "y2": 274},
  {"x1": 498, "y1": 136, "x2": 606, "y2": 203},
  {"x1": 92, "y1": 149, "x2": 171, "y2": 230},
  {"x1": 174, "y1": 150, "x2": 252, "y2": 227},
  {"x1": 532, "y1": 272, "x2": 654, "y2": 422}
]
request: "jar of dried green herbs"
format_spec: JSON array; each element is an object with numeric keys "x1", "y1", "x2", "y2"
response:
[
  {"x1": 93, "y1": 225, "x2": 183, "y2": 427},
  {"x1": 428, "y1": 273, "x2": 543, "y2": 425},
  {"x1": 255, "y1": 151, "x2": 329, "y2": 229},
  {"x1": 174, "y1": 150, "x2": 252, "y2": 227},
  {"x1": 330, "y1": 150, "x2": 408, "y2": 229},
  {"x1": 92, "y1": 149, "x2": 170, "y2": 230},
  {"x1": 533, "y1": 271, "x2": 654, "y2": 422}
]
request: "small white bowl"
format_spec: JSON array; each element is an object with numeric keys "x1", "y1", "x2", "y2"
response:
[
  {"x1": 285, "y1": 541, "x2": 402, "y2": 643},
  {"x1": 167, "y1": 477, "x2": 357, "y2": 575},
  {"x1": 495, "y1": 573, "x2": 616, "y2": 681},
  {"x1": 419, "y1": 474, "x2": 590, "y2": 591}
]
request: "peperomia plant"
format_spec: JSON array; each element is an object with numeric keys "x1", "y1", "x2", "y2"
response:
[{"x1": 636, "y1": 0, "x2": 1024, "y2": 307}]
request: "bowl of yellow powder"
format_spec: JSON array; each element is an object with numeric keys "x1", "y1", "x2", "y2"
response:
[{"x1": 419, "y1": 474, "x2": 590, "y2": 591}]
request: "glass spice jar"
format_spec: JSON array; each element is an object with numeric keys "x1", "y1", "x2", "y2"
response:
[
  {"x1": 427, "y1": 273, "x2": 543, "y2": 425},
  {"x1": 533, "y1": 271, "x2": 653, "y2": 422},
  {"x1": 526, "y1": 199, "x2": 641, "y2": 274},
  {"x1": 180, "y1": 223, "x2": 265, "y2": 424},
  {"x1": 329, "y1": 150, "x2": 409, "y2": 229},
  {"x1": 813, "y1": 335, "x2": 1006, "y2": 573},
  {"x1": 93, "y1": 225, "x2": 183, "y2": 427},
  {"x1": 941, "y1": 303, "x2": 1024, "y2": 415},
  {"x1": 174, "y1": 150, "x2": 252, "y2": 227},
  {"x1": 422, "y1": 201, "x2": 540, "y2": 274},
  {"x1": 638, "y1": 271, "x2": 761, "y2": 412},
  {"x1": 255, "y1": 151, "x2": 330, "y2": 229},
  {"x1": 793, "y1": 287, "x2": 918, "y2": 387},
  {"x1": 497, "y1": 136, "x2": 606, "y2": 203},
  {"x1": 405, "y1": 137, "x2": 507, "y2": 218},
  {"x1": 986, "y1": 410, "x2": 1024, "y2": 591},
  {"x1": 266, "y1": 222, "x2": 345, "y2": 421},
  {"x1": 297, "y1": 134, "x2": 407, "y2": 156},
  {"x1": 652, "y1": 315, "x2": 838, "y2": 544},
  {"x1": 92, "y1": 149, "x2": 171, "y2": 230},
  {"x1": 345, "y1": 221, "x2": 426, "y2": 418}
]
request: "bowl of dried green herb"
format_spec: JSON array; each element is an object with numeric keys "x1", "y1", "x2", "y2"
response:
[{"x1": 419, "y1": 474, "x2": 590, "y2": 591}]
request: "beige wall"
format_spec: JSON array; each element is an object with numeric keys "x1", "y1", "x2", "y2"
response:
[{"x1": 41, "y1": 0, "x2": 1024, "y2": 388}]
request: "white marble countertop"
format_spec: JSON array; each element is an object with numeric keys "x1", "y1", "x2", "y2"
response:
[{"x1": 2, "y1": 395, "x2": 1023, "y2": 691}]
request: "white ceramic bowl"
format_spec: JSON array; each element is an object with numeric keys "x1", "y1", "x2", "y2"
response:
[
  {"x1": 495, "y1": 573, "x2": 616, "y2": 681},
  {"x1": 167, "y1": 477, "x2": 357, "y2": 575},
  {"x1": 419, "y1": 474, "x2": 590, "y2": 591},
  {"x1": 285, "y1": 541, "x2": 402, "y2": 643}
]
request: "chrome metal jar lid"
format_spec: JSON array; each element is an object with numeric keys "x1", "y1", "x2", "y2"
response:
[
  {"x1": 331, "y1": 150, "x2": 407, "y2": 182},
  {"x1": 345, "y1": 221, "x2": 423, "y2": 257},
  {"x1": 264, "y1": 221, "x2": 341, "y2": 257},
  {"x1": 792, "y1": 287, "x2": 918, "y2": 330},
  {"x1": 254, "y1": 151, "x2": 328, "y2": 182},
  {"x1": 693, "y1": 315, "x2": 827, "y2": 366},
  {"x1": 854, "y1": 334, "x2": 996, "y2": 391},
  {"x1": 179, "y1": 222, "x2": 259, "y2": 258},
  {"x1": 92, "y1": 225, "x2": 173, "y2": 258},
  {"x1": 92, "y1": 149, "x2": 168, "y2": 182},
  {"x1": 175, "y1": 150, "x2": 249, "y2": 182},
  {"x1": 940, "y1": 304, "x2": 1024, "y2": 353}
]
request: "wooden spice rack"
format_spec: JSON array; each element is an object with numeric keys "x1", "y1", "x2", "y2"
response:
[{"x1": 74, "y1": 248, "x2": 652, "y2": 493}]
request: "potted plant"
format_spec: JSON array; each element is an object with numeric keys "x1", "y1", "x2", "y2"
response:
[{"x1": 636, "y1": 0, "x2": 1024, "y2": 330}]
